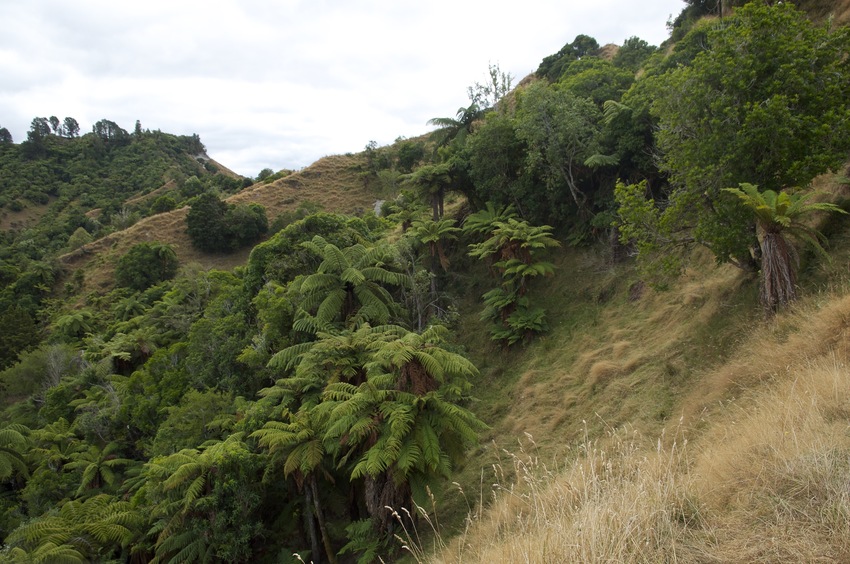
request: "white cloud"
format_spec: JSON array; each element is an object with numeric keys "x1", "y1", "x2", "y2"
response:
[{"x1": 0, "y1": 0, "x2": 683, "y2": 177}]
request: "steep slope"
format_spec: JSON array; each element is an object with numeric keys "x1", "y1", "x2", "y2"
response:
[{"x1": 420, "y1": 172, "x2": 850, "y2": 561}]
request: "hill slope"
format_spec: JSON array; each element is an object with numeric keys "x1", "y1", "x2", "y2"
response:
[
  {"x1": 422, "y1": 172, "x2": 850, "y2": 562},
  {"x1": 58, "y1": 153, "x2": 379, "y2": 295}
]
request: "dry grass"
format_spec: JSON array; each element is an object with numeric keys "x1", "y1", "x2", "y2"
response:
[
  {"x1": 799, "y1": 0, "x2": 850, "y2": 24},
  {"x1": 412, "y1": 252, "x2": 850, "y2": 563},
  {"x1": 409, "y1": 426, "x2": 706, "y2": 564},
  {"x1": 0, "y1": 198, "x2": 55, "y2": 231}
]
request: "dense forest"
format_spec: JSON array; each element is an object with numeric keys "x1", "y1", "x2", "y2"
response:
[{"x1": 2, "y1": 1, "x2": 850, "y2": 562}]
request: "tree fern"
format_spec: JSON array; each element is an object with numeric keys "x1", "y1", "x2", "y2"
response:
[
  {"x1": 724, "y1": 183, "x2": 847, "y2": 311},
  {"x1": 0, "y1": 423, "x2": 30, "y2": 479}
]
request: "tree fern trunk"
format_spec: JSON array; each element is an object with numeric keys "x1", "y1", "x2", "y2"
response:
[
  {"x1": 310, "y1": 475, "x2": 338, "y2": 564},
  {"x1": 303, "y1": 485, "x2": 321, "y2": 563},
  {"x1": 760, "y1": 230, "x2": 797, "y2": 313}
]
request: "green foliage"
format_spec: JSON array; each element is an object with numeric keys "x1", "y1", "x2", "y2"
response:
[
  {"x1": 464, "y1": 111, "x2": 530, "y2": 212},
  {"x1": 114, "y1": 242, "x2": 179, "y2": 291},
  {"x1": 0, "y1": 423, "x2": 30, "y2": 480},
  {"x1": 537, "y1": 34, "x2": 600, "y2": 81},
  {"x1": 150, "y1": 194, "x2": 177, "y2": 214},
  {"x1": 151, "y1": 390, "x2": 236, "y2": 456},
  {"x1": 53, "y1": 310, "x2": 96, "y2": 341},
  {"x1": 256, "y1": 323, "x2": 485, "y2": 541},
  {"x1": 0, "y1": 307, "x2": 40, "y2": 371},
  {"x1": 724, "y1": 183, "x2": 847, "y2": 312},
  {"x1": 404, "y1": 162, "x2": 454, "y2": 220},
  {"x1": 427, "y1": 104, "x2": 484, "y2": 150},
  {"x1": 466, "y1": 215, "x2": 559, "y2": 345},
  {"x1": 291, "y1": 236, "x2": 409, "y2": 332},
  {"x1": 65, "y1": 227, "x2": 92, "y2": 251},
  {"x1": 142, "y1": 435, "x2": 264, "y2": 563},
  {"x1": 612, "y1": 36, "x2": 657, "y2": 72},
  {"x1": 643, "y1": 2, "x2": 850, "y2": 269},
  {"x1": 0, "y1": 344, "x2": 79, "y2": 402},
  {"x1": 558, "y1": 57, "x2": 634, "y2": 108},
  {"x1": 4, "y1": 494, "x2": 141, "y2": 562},
  {"x1": 186, "y1": 193, "x2": 268, "y2": 252},
  {"x1": 186, "y1": 192, "x2": 230, "y2": 252},
  {"x1": 514, "y1": 80, "x2": 602, "y2": 222}
]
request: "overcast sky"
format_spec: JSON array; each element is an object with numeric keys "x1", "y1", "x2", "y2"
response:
[{"x1": 0, "y1": 0, "x2": 685, "y2": 178}]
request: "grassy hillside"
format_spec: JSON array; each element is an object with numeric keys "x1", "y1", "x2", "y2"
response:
[
  {"x1": 408, "y1": 172, "x2": 850, "y2": 561},
  {"x1": 58, "y1": 153, "x2": 379, "y2": 296},
  {"x1": 3, "y1": 2, "x2": 850, "y2": 561}
]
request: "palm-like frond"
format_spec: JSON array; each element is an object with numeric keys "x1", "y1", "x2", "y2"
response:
[
  {"x1": 0, "y1": 424, "x2": 30, "y2": 479},
  {"x1": 4, "y1": 542, "x2": 86, "y2": 564},
  {"x1": 723, "y1": 183, "x2": 846, "y2": 312}
]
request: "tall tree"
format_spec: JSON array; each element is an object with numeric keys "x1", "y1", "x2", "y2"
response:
[
  {"x1": 640, "y1": 2, "x2": 850, "y2": 271},
  {"x1": 515, "y1": 80, "x2": 601, "y2": 217},
  {"x1": 404, "y1": 162, "x2": 453, "y2": 221}
]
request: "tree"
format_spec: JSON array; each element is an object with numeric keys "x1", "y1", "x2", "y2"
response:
[
  {"x1": 634, "y1": 2, "x2": 850, "y2": 272},
  {"x1": 54, "y1": 310, "x2": 95, "y2": 340},
  {"x1": 142, "y1": 435, "x2": 262, "y2": 563},
  {"x1": 465, "y1": 215, "x2": 560, "y2": 345},
  {"x1": 558, "y1": 57, "x2": 634, "y2": 108},
  {"x1": 186, "y1": 194, "x2": 267, "y2": 253},
  {"x1": 28, "y1": 118, "x2": 51, "y2": 140},
  {"x1": 612, "y1": 36, "x2": 657, "y2": 72},
  {"x1": 467, "y1": 63, "x2": 514, "y2": 110},
  {"x1": 537, "y1": 34, "x2": 600, "y2": 81},
  {"x1": 427, "y1": 103, "x2": 484, "y2": 149},
  {"x1": 321, "y1": 325, "x2": 486, "y2": 531},
  {"x1": 115, "y1": 242, "x2": 179, "y2": 291},
  {"x1": 0, "y1": 306, "x2": 40, "y2": 370},
  {"x1": 62, "y1": 117, "x2": 80, "y2": 138},
  {"x1": 724, "y1": 184, "x2": 846, "y2": 313},
  {"x1": 0, "y1": 424, "x2": 30, "y2": 480},
  {"x1": 464, "y1": 111, "x2": 530, "y2": 213},
  {"x1": 64, "y1": 443, "x2": 132, "y2": 498},
  {"x1": 66, "y1": 227, "x2": 92, "y2": 251},
  {"x1": 4, "y1": 494, "x2": 141, "y2": 562},
  {"x1": 411, "y1": 218, "x2": 459, "y2": 273},
  {"x1": 0, "y1": 126, "x2": 13, "y2": 144},
  {"x1": 226, "y1": 203, "x2": 268, "y2": 248},
  {"x1": 256, "y1": 168, "x2": 274, "y2": 182},
  {"x1": 410, "y1": 218, "x2": 460, "y2": 315},
  {"x1": 92, "y1": 119, "x2": 129, "y2": 143},
  {"x1": 514, "y1": 80, "x2": 601, "y2": 218},
  {"x1": 290, "y1": 236, "x2": 408, "y2": 331},
  {"x1": 252, "y1": 408, "x2": 337, "y2": 564},
  {"x1": 186, "y1": 193, "x2": 230, "y2": 252},
  {"x1": 404, "y1": 162, "x2": 453, "y2": 221}
]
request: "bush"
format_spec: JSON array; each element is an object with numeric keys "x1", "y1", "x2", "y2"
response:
[
  {"x1": 115, "y1": 242, "x2": 179, "y2": 291},
  {"x1": 186, "y1": 193, "x2": 268, "y2": 253},
  {"x1": 151, "y1": 194, "x2": 177, "y2": 214}
]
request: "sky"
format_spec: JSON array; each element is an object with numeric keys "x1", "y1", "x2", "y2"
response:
[{"x1": 0, "y1": 0, "x2": 685, "y2": 178}]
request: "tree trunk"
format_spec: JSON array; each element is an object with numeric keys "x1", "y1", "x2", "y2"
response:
[
  {"x1": 759, "y1": 230, "x2": 797, "y2": 314},
  {"x1": 310, "y1": 476, "x2": 338, "y2": 564},
  {"x1": 303, "y1": 486, "x2": 321, "y2": 563}
]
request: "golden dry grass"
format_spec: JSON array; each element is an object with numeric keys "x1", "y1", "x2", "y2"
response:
[{"x1": 419, "y1": 240, "x2": 850, "y2": 563}]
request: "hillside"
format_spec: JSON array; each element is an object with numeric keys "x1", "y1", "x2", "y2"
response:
[
  {"x1": 422, "y1": 172, "x2": 850, "y2": 561},
  {"x1": 58, "y1": 153, "x2": 380, "y2": 296},
  {"x1": 3, "y1": 2, "x2": 850, "y2": 563}
]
